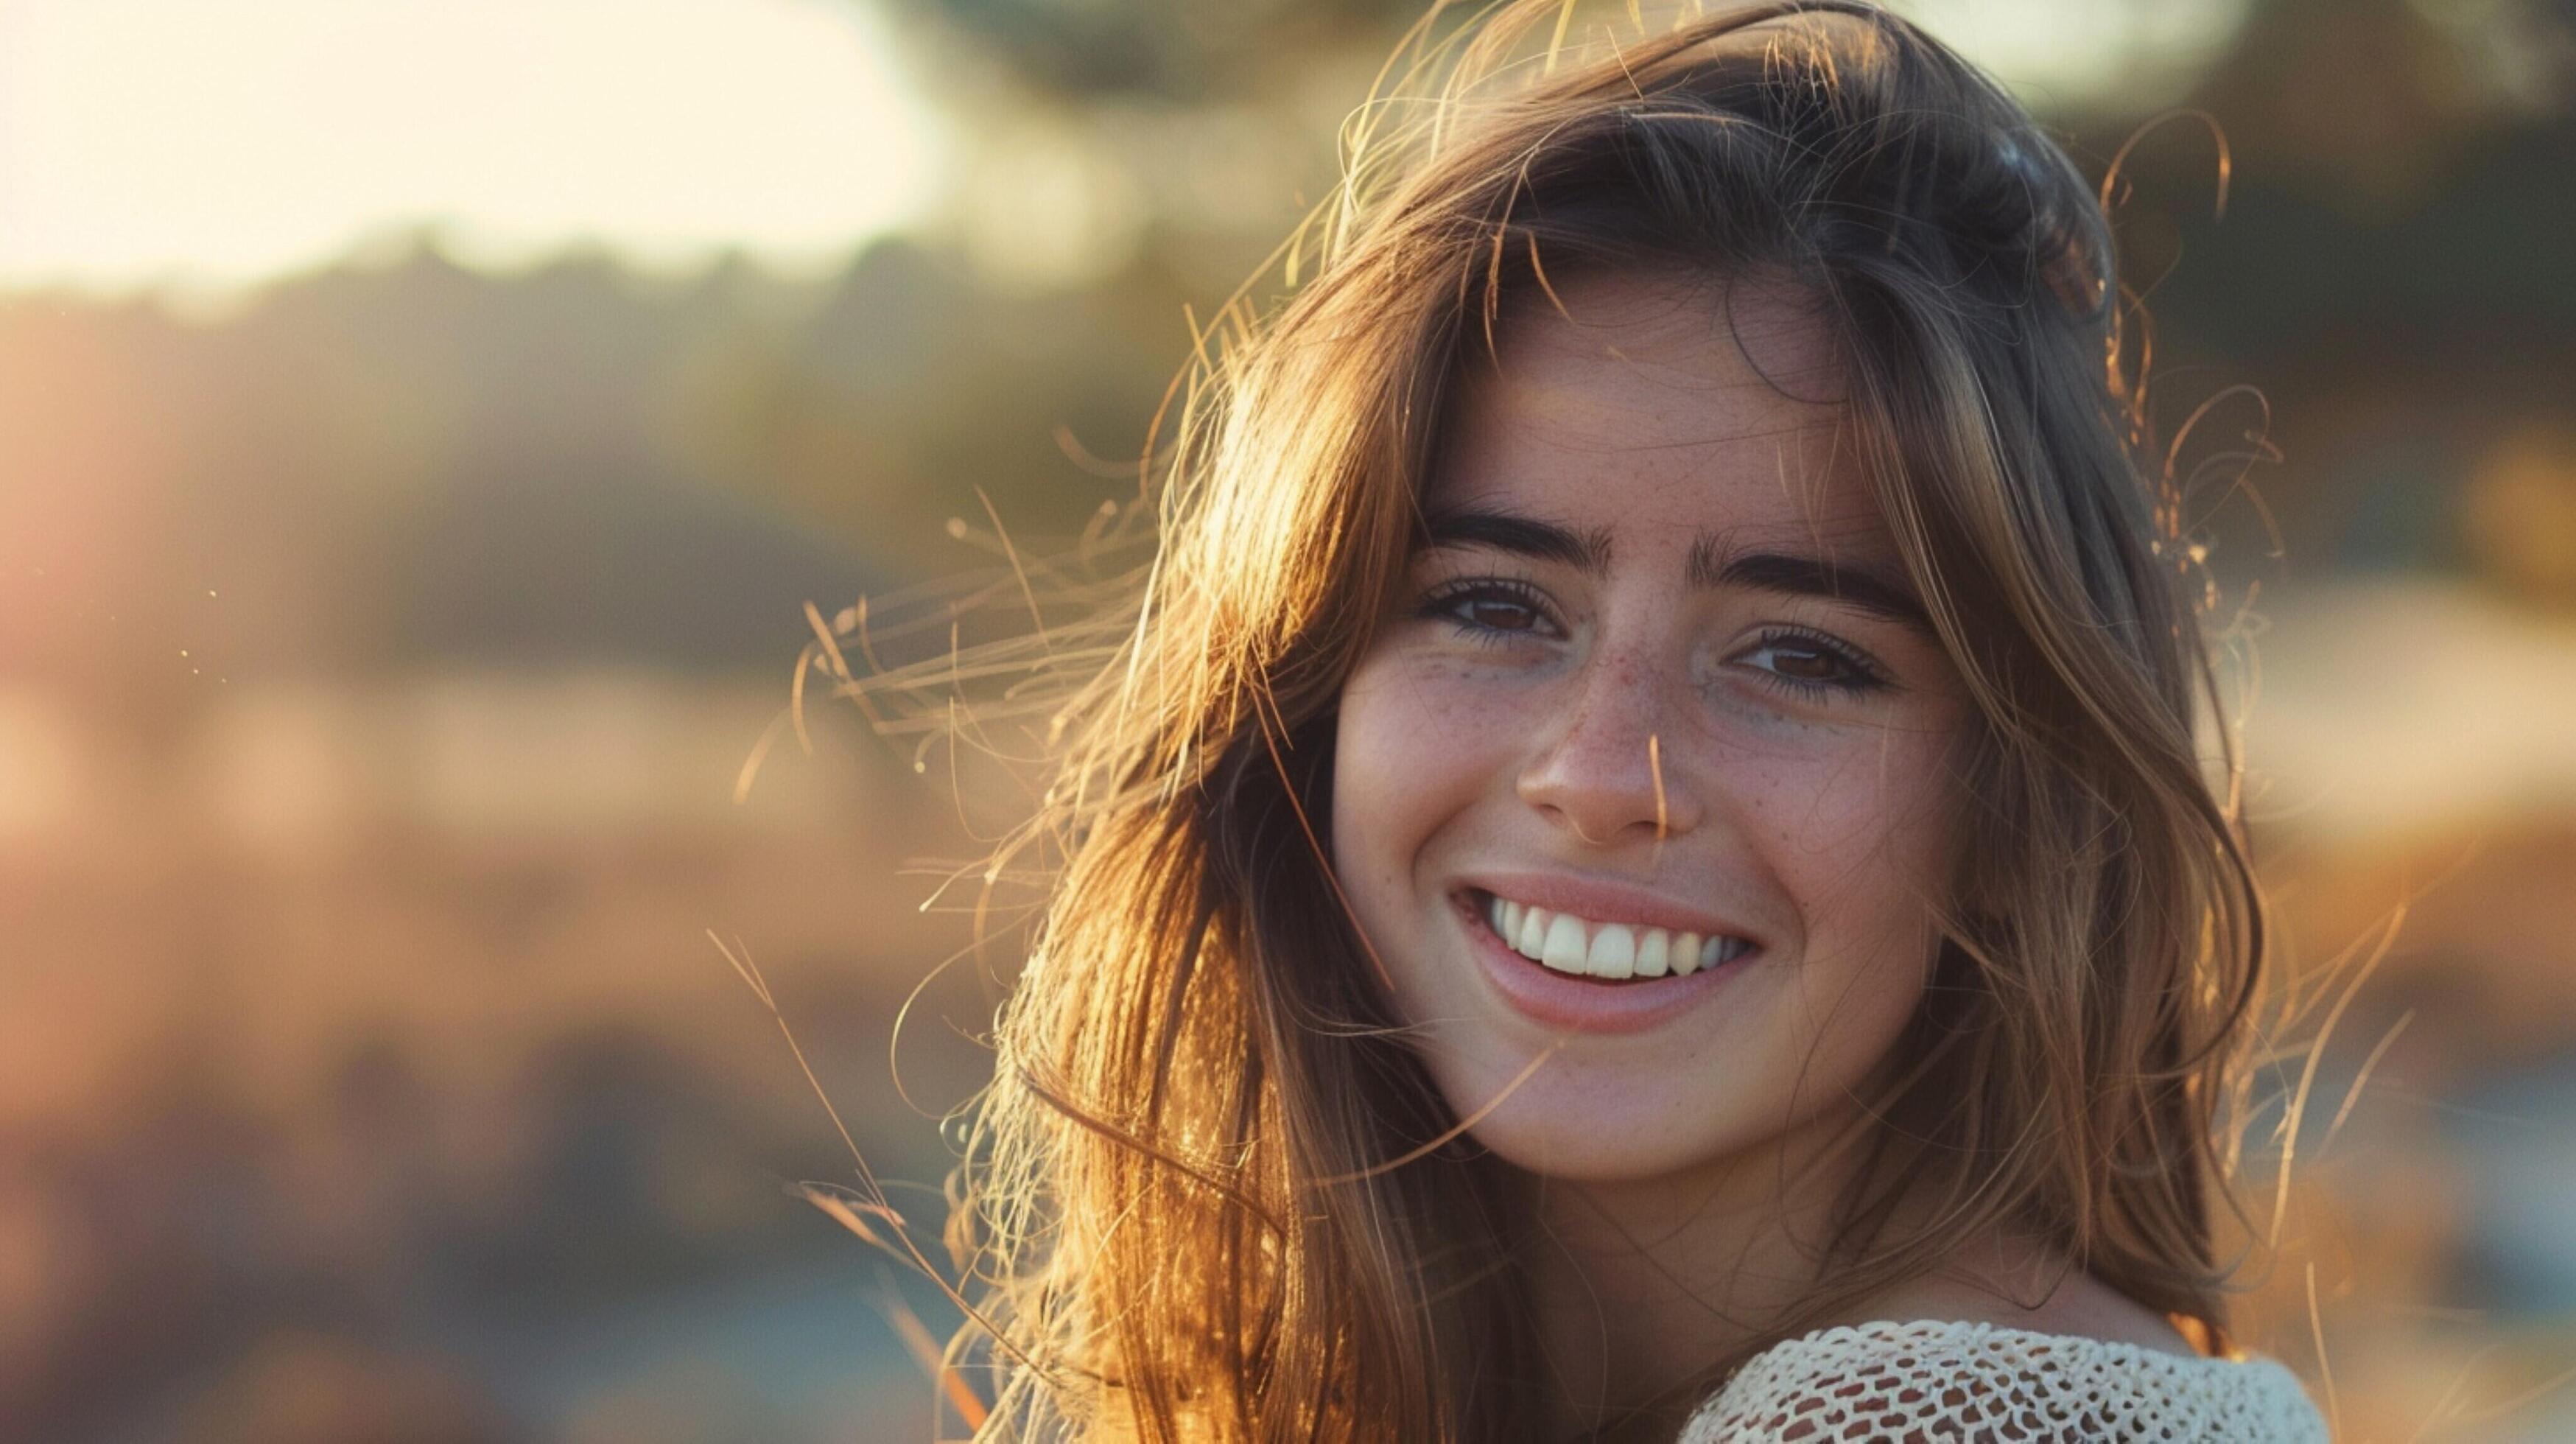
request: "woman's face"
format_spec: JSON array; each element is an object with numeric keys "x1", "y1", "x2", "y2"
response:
[{"x1": 1330, "y1": 271, "x2": 1969, "y2": 1183}]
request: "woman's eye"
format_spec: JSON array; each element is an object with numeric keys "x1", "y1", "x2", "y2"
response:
[
  {"x1": 1419, "y1": 580, "x2": 1555, "y2": 639},
  {"x1": 1461, "y1": 597, "x2": 1538, "y2": 631},
  {"x1": 1738, "y1": 631, "x2": 1887, "y2": 694},
  {"x1": 1761, "y1": 641, "x2": 1843, "y2": 681}
]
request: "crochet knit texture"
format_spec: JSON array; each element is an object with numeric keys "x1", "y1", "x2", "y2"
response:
[{"x1": 1680, "y1": 1319, "x2": 2329, "y2": 1442}]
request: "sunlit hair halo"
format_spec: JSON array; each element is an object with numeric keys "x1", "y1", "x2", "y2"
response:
[{"x1": 802, "y1": 1, "x2": 2266, "y2": 1437}]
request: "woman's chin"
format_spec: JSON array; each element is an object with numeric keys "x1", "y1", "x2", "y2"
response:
[{"x1": 1422, "y1": 1056, "x2": 1758, "y2": 1184}]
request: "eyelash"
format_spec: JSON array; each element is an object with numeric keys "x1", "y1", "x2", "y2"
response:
[
  {"x1": 1738, "y1": 625, "x2": 1892, "y2": 699},
  {"x1": 1417, "y1": 577, "x2": 1559, "y2": 642},
  {"x1": 1414, "y1": 578, "x2": 1892, "y2": 699}
]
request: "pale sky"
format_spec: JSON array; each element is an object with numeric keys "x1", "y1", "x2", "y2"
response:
[
  {"x1": 0, "y1": 0, "x2": 945, "y2": 301},
  {"x1": 0, "y1": 0, "x2": 2244, "y2": 306},
  {"x1": 1903, "y1": 0, "x2": 2248, "y2": 111}
]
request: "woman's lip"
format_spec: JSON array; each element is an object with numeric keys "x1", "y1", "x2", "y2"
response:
[
  {"x1": 1458, "y1": 871, "x2": 1758, "y2": 945},
  {"x1": 1452, "y1": 889, "x2": 1751, "y2": 1034}
]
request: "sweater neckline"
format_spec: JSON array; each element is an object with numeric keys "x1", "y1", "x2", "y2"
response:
[{"x1": 1758, "y1": 1315, "x2": 2268, "y2": 1370}]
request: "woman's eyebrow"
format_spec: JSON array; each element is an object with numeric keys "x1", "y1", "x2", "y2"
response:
[
  {"x1": 1690, "y1": 544, "x2": 1931, "y2": 628},
  {"x1": 1419, "y1": 506, "x2": 1929, "y2": 629},
  {"x1": 1417, "y1": 508, "x2": 1612, "y2": 574}
]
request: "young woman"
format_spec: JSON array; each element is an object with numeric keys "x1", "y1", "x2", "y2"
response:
[{"x1": 870, "y1": 2, "x2": 2333, "y2": 1437}]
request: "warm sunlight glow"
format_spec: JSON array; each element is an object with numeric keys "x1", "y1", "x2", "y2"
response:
[
  {"x1": 1899, "y1": 0, "x2": 2250, "y2": 105},
  {"x1": 0, "y1": 0, "x2": 944, "y2": 299}
]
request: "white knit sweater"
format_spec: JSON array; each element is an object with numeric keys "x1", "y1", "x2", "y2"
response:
[{"x1": 1679, "y1": 1319, "x2": 2330, "y2": 1442}]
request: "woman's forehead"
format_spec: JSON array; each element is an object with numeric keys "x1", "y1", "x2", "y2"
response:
[{"x1": 1427, "y1": 270, "x2": 1884, "y2": 548}]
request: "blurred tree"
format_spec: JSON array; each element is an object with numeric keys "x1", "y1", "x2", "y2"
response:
[
  {"x1": 873, "y1": 0, "x2": 1420, "y2": 102},
  {"x1": 2194, "y1": 0, "x2": 2574, "y2": 212}
]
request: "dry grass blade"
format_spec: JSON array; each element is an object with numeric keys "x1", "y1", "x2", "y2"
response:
[
  {"x1": 712, "y1": 930, "x2": 871, "y2": 1196},
  {"x1": 715, "y1": 933, "x2": 1048, "y2": 1395},
  {"x1": 2317, "y1": 1009, "x2": 2414, "y2": 1160},
  {"x1": 864, "y1": 1264, "x2": 993, "y2": 1433},
  {"x1": 2306, "y1": 1261, "x2": 2341, "y2": 1441},
  {"x1": 2450, "y1": 1356, "x2": 2576, "y2": 1429},
  {"x1": 732, "y1": 707, "x2": 794, "y2": 806},
  {"x1": 2270, "y1": 901, "x2": 2406, "y2": 1248}
]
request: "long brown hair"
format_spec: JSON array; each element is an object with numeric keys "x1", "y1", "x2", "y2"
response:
[{"x1": 846, "y1": 3, "x2": 2267, "y2": 1437}]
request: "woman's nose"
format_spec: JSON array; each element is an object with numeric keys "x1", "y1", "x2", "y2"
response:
[{"x1": 1515, "y1": 651, "x2": 1704, "y2": 847}]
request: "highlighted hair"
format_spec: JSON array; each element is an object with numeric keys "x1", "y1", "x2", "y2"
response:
[{"x1": 860, "y1": 3, "x2": 2266, "y2": 1437}]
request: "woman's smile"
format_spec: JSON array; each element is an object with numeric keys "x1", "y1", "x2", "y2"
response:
[
  {"x1": 1472, "y1": 887, "x2": 1755, "y2": 982},
  {"x1": 1448, "y1": 880, "x2": 1761, "y2": 1034}
]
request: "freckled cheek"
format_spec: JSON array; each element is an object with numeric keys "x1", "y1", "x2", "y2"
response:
[
  {"x1": 1330, "y1": 662, "x2": 1535, "y2": 880},
  {"x1": 1729, "y1": 732, "x2": 1960, "y2": 911}
]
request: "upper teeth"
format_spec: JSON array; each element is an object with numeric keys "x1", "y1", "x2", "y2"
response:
[{"x1": 1484, "y1": 894, "x2": 1750, "y2": 981}]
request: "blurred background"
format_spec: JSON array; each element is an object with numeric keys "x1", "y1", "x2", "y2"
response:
[{"x1": 1, "y1": 0, "x2": 2572, "y2": 1438}]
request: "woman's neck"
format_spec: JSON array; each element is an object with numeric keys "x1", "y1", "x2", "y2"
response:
[
  {"x1": 1520, "y1": 1098, "x2": 1873, "y2": 1442},
  {"x1": 1517, "y1": 1115, "x2": 2199, "y2": 1442}
]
